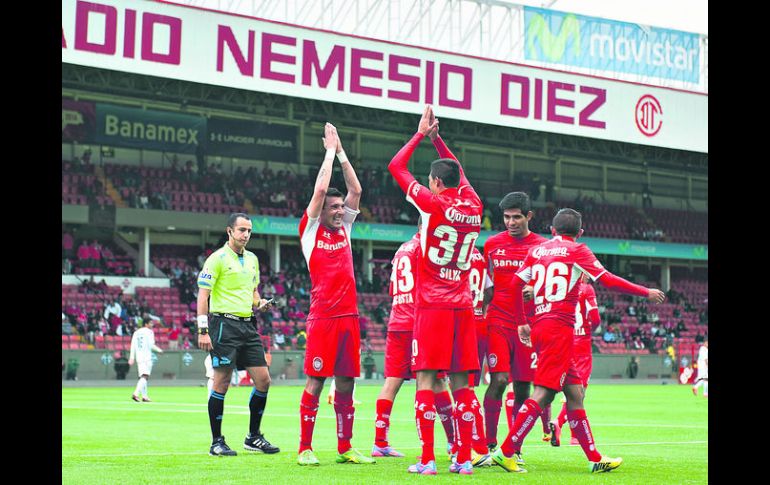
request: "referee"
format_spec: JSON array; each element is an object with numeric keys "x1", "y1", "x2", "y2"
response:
[{"x1": 197, "y1": 213, "x2": 280, "y2": 457}]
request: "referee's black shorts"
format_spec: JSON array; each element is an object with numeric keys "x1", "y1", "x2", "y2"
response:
[{"x1": 209, "y1": 314, "x2": 267, "y2": 370}]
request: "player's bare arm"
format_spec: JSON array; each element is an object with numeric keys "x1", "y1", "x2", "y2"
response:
[
  {"x1": 306, "y1": 123, "x2": 338, "y2": 219},
  {"x1": 197, "y1": 287, "x2": 213, "y2": 351},
  {"x1": 330, "y1": 124, "x2": 362, "y2": 211}
]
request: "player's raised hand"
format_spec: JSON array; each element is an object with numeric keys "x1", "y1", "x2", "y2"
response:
[
  {"x1": 418, "y1": 105, "x2": 436, "y2": 135},
  {"x1": 322, "y1": 122, "x2": 337, "y2": 151},
  {"x1": 329, "y1": 123, "x2": 344, "y2": 154},
  {"x1": 427, "y1": 110, "x2": 440, "y2": 140},
  {"x1": 647, "y1": 288, "x2": 666, "y2": 304}
]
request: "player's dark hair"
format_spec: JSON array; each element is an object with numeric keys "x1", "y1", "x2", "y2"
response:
[
  {"x1": 498, "y1": 192, "x2": 531, "y2": 213},
  {"x1": 552, "y1": 208, "x2": 582, "y2": 236},
  {"x1": 323, "y1": 187, "x2": 344, "y2": 207},
  {"x1": 430, "y1": 158, "x2": 460, "y2": 188},
  {"x1": 227, "y1": 212, "x2": 250, "y2": 229}
]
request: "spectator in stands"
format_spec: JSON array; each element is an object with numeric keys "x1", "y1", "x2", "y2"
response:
[
  {"x1": 631, "y1": 337, "x2": 645, "y2": 350},
  {"x1": 89, "y1": 240, "x2": 103, "y2": 271},
  {"x1": 296, "y1": 329, "x2": 307, "y2": 350},
  {"x1": 104, "y1": 298, "x2": 122, "y2": 321},
  {"x1": 63, "y1": 230, "x2": 74, "y2": 260},
  {"x1": 675, "y1": 320, "x2": 687, "y2": 337},
  {"x1": 274, "y1": 331, "x2": 286, "y2": 350},
  {"x1": 602, "y1": 326, "x2": 616, "y2": 343},
  {"x1": 77, "y1": 240, "x2": 91, "y2": 270},
  {"x1": 169, "y1": 325, "x2": 181, "y2": 350},
  {"x1": 62, "y1": 314, "x2": 75, "y2": 335},
  {"x1": 627, "y1": 304, "x2": 636, "y2": 316}
]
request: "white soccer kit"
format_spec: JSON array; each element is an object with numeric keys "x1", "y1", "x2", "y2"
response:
[
  {"x1": 130, "y1": 327, "x2": 157, "y2": 376},
  {"x1": 696, "y1": 345, "x2": 708, "y2": 380}
]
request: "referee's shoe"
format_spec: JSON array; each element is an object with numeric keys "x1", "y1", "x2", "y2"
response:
[
  {"x1": 210, "y1": 436, "x2": 237, "y2": 456},
  {"x1": 244, "y1": 433, "x2": 280, "y2": 454}
]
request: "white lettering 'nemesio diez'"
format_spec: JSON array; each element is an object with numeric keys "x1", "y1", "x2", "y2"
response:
[{"x1": 299, "y1": 207, "x2": 360, "y2": 319}]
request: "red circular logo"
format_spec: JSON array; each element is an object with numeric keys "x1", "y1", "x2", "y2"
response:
[{"x1": 635, "y1": 94, "x2": 663, "y2": 137}]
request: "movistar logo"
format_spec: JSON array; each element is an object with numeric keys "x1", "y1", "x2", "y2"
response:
[
  {"x1": 252, "y1": 217, "x2": 269, "y2": 233},
  {"x1": 526, "y1": 12, "x2": 581, "y2": 61},
  {"x1": 693, "y1": 246, "x2": 706, "y2": 258},
  {"x1": 355, "y1": 224, "x2": 372, "y2": 238},
  {"x1": 618, "y1": 241, "x2": 631, "y2": 252}
]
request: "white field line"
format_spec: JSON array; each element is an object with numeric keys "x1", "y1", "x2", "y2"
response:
[
  {"x1": 62, "y1": 402, "x2": 707, "y2": 429},
  {"x1": 63, "y1": 441, "x2": 707, "y2": 459}
]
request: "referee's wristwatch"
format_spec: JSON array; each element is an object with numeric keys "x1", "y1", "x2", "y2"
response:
[{"x1": 198, "y1": 328, "x2": 209, "y2": 335}]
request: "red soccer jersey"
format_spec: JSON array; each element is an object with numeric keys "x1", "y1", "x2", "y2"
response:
[
  {"x1": 389, "y1": 133, "x2": 483, "y2": 309},
  {"x1": 468, "y1": 246, "x2": 488, "y2": 318},
  {"x1": 574, "y1": 282, "x2": 600, "y2": 354},
  {"x1": 387, "y1": 235, "x2": 421, "y2": 332},
  {"x1": 299, "y1": 208, "x2": 359, "y2": 319},
  {"x1": 516, "y1": 236, "x2": 607, "y2": 327},
  {"x1": 484, "y1": 231, "x2": 548, "y2": 327}
]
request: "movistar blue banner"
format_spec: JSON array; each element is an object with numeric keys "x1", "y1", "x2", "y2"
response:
[
  {"x1": 524, "y1": 6, "x2": 701, "y2": 84},
  {"x1": 95, "y1": 104, "x2": 206, "y2": 153},
  {"x1": 249, "y1": 215, "x2": 707, "y2": 261}
]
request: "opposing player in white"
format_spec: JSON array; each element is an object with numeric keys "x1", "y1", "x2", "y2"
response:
[
  {"x1": 129, "y1": 319, "x2": 163, "y2": 402},
  {"x1": 205, "y1": 354, "x2": 240, "y2": 398},
  {"x1": 691, "y1": 339, "x2": 708, "y2": 398}
]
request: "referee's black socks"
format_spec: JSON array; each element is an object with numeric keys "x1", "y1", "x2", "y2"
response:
[
  {"x1": 209, "y1": 391, "x2": 226, "y2": 440},
  {"x1": 249, "y1": 388, "x2": 268, "y2": 436}
]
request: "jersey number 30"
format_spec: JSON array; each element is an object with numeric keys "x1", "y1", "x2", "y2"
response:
[{"x1": 427, "y1": 225, "x2": 479, "y2": 270}]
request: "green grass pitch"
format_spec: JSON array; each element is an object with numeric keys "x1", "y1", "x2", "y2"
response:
[{"x1": 62, "y1": 383, "x2": 707, "y2": 484}]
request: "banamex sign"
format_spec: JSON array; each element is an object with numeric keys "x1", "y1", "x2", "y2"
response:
[{"x1": 62, "y1": 0, "x2": 707, "y2": 153}]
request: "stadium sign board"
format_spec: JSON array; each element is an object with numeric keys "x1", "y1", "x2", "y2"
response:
[
  {"x1": 524, "y1": 7, "x2": 701, "y2": 85},
  {"x1": 95, "y1": 103, "x2": 206, "y2": 153},
  {"x1": 62, "y1": 0, "x2": 707, "y2": 153},
  {"x1": 249, "y1": 215, "x2": 706, "y2": 260},
  {"x1": 206, "y1": 117, "x2": 298, "y2": 162}
]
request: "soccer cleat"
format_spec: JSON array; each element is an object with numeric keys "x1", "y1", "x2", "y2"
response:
[
  {"x1": 209, "y1": 436, "x2": 237, "y2": 456},
  {"x1": 542, "y1": 433, "x2": 551, "y2": 442},
  {"x1": 449, "y1": 460, "x2": 474, "y2": 475},
  {"x1": 336, "y1": 448, "x2": 376, "y2": 464},
  {"x1": 131, "y1": 394, "x2": 140, "y2": 402},
  {"x1": 408, "y1": 460, "x2": 437, "y2": 475},
  {"x1": 327, "y1": 393, "x2": 334, "y2": 404},
  {"x1": 244, "y1": 433, "x2": 280, "y2": 454},
  {"x1": 297, "y1": 449, "x2": 320, "y2": 466},
  {"x1": 490, "y1": 448, "x2": 527, "y2": 473},
  {"x1": 589, "y1": 455, "x2": 623, "y2": 473},
  {"x1": 141, "y1": 397, "x2": 152, "y2": 402},
  {"x1": 514, "y1": 452, "x2": 525, "y2": 466},
  {"x1": 371, "y1": 445, "x2": 405, "y2": 457},
  {"x1": 692, "y1": 387, "x2": 698, "y2": 396},
  {"x1": 471, "y1": 451, "x2": 494, "y2": 467},
  {"x1": 550, "y1": 421, "x2": 561, "y2": 447}
]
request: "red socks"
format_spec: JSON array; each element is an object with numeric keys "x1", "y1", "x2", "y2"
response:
[
  {"x1": 374, "y1": 398, "x2": 393, "y2": 448},
  {"x1": 483, "y1": 396, "x2": 502, "y2": 448},
  {"x1": 567, "y1": 408, "x2": 602, "y2": 462},
  {"x1": 299, "y1": 390, "x2": 319, "y2": 452},
  {"x1": 334, "y1": 390, "x2": 355, "y2": 454},
  {"x1": 434, "y1": 390, "x2": 455, "y2": 446},
  {"x1": 500, "y1": 398, "x2": 541, "y2": 456},
  {"x1": 504, "y1": 391, "x2": 516, "y2": 429},
  {"x1": 452, "y1": 388, "x2": 474, "y2": 464},
  {"x1": 468, "y1": 389, "x2": 488, "y2": 454},
  {"x1": 415, "y1": 390, "x2": 436, "y2": 464}
]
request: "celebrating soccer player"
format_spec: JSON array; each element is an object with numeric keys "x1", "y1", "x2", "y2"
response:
[
  {"x1": 388, "y1": 105, "x2": 483, "y2": 475},
  {"x1": 295, "y1": 123, "x2": 374, "y2": 466},
  {"x1": 491, "y1": 208, "x2": 665, "y2": 474},
  {"x1": 481, "y1": 191, "x2": 547, "y2": 465}
]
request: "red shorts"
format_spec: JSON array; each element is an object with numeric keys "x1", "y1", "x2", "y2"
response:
[
  {"x1": 468, "y1": 318, "x2": 488, "y2": 387},
  {"x1": 486, "y1": 322, "x2": 536, "y2": 382},
  {"x1": 304, "y1": 316, "x2": 360, "y2": 378},
  {"x1": 413, "y1": 307, "x2": 478, "y2": 373},
  {"x1": 384, "y1": 330, "x2": 413, "y2": 379},
  {"x1": 530, "y1": 319, "x2": 582, "y2": 392},
  {"x1": 572, "y1": 351, "x2": 593, "y2": 387}
]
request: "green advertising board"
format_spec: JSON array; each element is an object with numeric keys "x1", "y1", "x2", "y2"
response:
[{"x1": 251, "y1": 216, "x2": 707, "y2": 261}]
